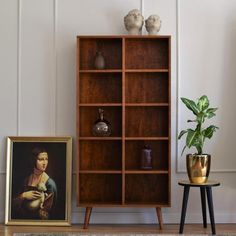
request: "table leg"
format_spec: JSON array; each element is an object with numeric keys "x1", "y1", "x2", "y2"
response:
[
  {"x1": 156, "y1": 207, "x2": 163, "y2": 230},
  {"x1": 83, "y1": 207, "x2": 92, "y2": 229},
  {"x1": 206, "y1": 187, "x2": 216, "y2": 234},
  {"x1": 200, "y1": 186, "x2": 207, "y2": 228},
  {"x1": 179, "y1": 185, "x2": 190, "y2": 234}
]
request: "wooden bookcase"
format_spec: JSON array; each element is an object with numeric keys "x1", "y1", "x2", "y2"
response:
[{"x1": 76, "y1": 35, "x2": 171, "y2": 229}]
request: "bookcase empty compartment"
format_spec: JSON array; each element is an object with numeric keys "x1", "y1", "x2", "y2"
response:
[
  {"x1": 125, "y1": 174, "x2": 169, "y2": 205},
  {"x1": 125, "y1": 107, "x2": 169, "y2": 137},
  {"x1": 79, "y1": 140, "x2": 122, "y2": 170},
  {"x1": 125, "y1": 38, "x2": 169, "y2": 69},
  {"x1": 125, "y1": 72, "x2": 168, "y2": 103},
  {"x1": 79, "y1": 174, "x2": 122, "y2": 204},
  {"x1": 79, "y1": 73, "x2": 122, "y2": 103}
]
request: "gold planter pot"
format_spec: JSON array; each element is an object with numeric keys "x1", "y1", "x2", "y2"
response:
[{"x1": 186, "y1": 154, "x2": 211, "y2": 184}]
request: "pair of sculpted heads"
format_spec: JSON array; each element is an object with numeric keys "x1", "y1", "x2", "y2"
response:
[{"x1": 124, "y1": 9, "x2": 161, "y2": 35}]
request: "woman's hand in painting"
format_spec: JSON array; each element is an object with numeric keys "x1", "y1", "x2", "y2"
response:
[{"x1": 21, "y1": 190, "x2": 41, "y2": 200}]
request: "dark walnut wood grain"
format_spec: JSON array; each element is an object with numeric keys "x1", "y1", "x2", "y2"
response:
[
  {"x1": 125, "y1": 38, "x2": 168, "y2": 69},
  {"x1": 79, "y1": 174, "x2": 122, "y2": 204},
  {"x1": 79, "y1": 140, "x2": 122, "y2": 170},
  {"x1": 125, "y1": 174, "x2": 169, "y2": 205},
  {"x1": 125, "y1": 72, "x2": 168, "y2": 103},
  {"x1": 77, "y1": 35, "x2": 171, "y2": 229},
  {"x1": 125, "y1": 106, "x2": 169, "y2": 137},
  {"x1": 79, "y1": 72, "x2": 122, "y2": 104}
]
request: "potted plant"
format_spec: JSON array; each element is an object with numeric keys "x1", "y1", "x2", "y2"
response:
[{"x1": 178, "y1": 95, "x2": 218, "y2": 183}]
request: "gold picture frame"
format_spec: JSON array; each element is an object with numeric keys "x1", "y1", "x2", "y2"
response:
[{"x1": 5, "y1": 136, "x2": 72, "y2": 226}]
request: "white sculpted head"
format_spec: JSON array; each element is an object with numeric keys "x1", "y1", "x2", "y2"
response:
[
  {"x1": 145, "y1": 15, "x2": 161, "y2": 35},
  {"x1": 124, "y1": 9, "x2": 144, "y2": 35}
]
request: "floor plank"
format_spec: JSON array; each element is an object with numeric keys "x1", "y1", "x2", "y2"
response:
[{"x1": 1, "y1": 224, "x2": 236, "y2": 236}]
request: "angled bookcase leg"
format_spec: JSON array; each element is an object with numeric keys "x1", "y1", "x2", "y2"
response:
[
  {"x1": 156, "y1": 207, "x2": 163, "y2": 230},
  {"x1": 83, "y1": 207, "x2": 93, "y2": 229}
]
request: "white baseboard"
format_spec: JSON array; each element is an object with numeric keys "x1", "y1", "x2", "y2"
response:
[
  {"x1": 71, "y1": 211, "x2": 236, "y2": 224},
  {"x1": 1, "y1": 211, "x2": 236, "y2": 224}
]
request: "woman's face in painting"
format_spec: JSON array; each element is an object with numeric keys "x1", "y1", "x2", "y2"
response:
[{"x1": 36, "y1": 152, "x2": 48, "y2": 172}]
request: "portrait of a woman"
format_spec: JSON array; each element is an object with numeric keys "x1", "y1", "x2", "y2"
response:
[
  {"x1": 12, "y1": 147, "x2": 58, "y2": 220},
  {"x1": 5, "y1": 137, "x2": 71, "y2": 226}
]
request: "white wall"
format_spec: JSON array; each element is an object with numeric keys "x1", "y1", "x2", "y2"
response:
[{"x1": 1, "y1": 0, "x2": 236, "y2": 224}]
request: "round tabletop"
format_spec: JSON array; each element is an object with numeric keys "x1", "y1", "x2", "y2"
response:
[{"x1": 178, "y1": 180, "x2": 220, "y2": 187}]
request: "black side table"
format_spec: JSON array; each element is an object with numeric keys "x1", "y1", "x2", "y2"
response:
[{"x1": 178, "y1": 180, "x2": 220, "y2": 235}]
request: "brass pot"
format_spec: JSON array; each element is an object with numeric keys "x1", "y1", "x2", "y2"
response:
[{"x1": 186, "y1": 154, "x2": 211, "y2": 184}]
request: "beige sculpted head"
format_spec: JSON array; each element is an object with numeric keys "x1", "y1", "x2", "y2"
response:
[
  {"x1": 124, "y1": 9, "x2": 144, "y2": 35},
  {"x1": 145, "y1": 15, "x2": 161, "y2": 35}
]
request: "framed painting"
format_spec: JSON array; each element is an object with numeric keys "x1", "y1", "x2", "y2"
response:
[{"x1": 5, "y1": 136, "x2": 72, "y2": 226}]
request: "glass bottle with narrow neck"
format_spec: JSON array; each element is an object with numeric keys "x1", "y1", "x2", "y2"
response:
[{"x1": 92, "y1": 108, "x2": 111, "y2": 136}]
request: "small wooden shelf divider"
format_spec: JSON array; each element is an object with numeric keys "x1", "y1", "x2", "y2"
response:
[{"x1": 76, "y1": 35, "x2": 171, "y2": 229}]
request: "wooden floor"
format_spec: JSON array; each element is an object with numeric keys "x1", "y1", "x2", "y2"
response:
[{"x1": 1, "y1": 224, "x2": 236, "y2": 236}]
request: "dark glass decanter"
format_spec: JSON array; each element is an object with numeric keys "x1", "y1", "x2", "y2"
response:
[{"x1": 92, "y1": 108, "x2": 111, "y2": 137}]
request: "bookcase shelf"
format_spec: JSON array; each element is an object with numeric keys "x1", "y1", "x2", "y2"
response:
[
  {"x1": 125, "y1": 170, "x2": 168, "y2": 174},
  {"x1": 80, "y1": 170, "x2": 122, "y2": 174},
  {"x1": 79, "y1": 103, "x2": 122, "y2": 107},
  {"x1": 79, "y1": 137, "x2": 122, "y2": 140},
  {"x1": 77, "y1": 35, "x2": 171, "y2": 228},
  {"x1": 79, "y1": 69, "x2": 122, "y2": 73},
  {"x1": 125, "y1": 69, "x2": 169, "y2": 73},
  {"x1": 125, "y1": 137, "x2": 169, "y2": 140},
  {"x1": 125, "y1": 103, "x2": 169, "y2": 107}
]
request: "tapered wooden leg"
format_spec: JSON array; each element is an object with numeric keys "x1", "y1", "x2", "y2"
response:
[
  {"x1": 179, "y1": 186, "x2": 190, "y2": 234},
  {"x1": 156, "y1": 207, "x2": 163, "y2": 230},
  {"x1": 200, "y1": 187, "x2": 207, "y2": 228},
  {"x1": 83, "y1": 207, "x2": 92, "y2": 229},
  {"x1": 206, "y1": 187, "x2": 216, "y2": 235}
]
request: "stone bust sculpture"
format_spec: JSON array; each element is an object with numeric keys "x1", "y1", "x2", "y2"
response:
[
  {"x1": 145, "y1": 15, "x2": 161, "y2": 35},
  {"x1": 124, "y1": 9, "x2": 144, "y2": 35}
]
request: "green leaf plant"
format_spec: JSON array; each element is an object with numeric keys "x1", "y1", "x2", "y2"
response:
[{"x1": 178, "y1": 95, "x2": 219, "y2": 155}]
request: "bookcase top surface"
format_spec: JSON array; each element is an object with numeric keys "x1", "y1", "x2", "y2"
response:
[{"x1": 77, "y1": 35, "x2": 171, "y2": 39}]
